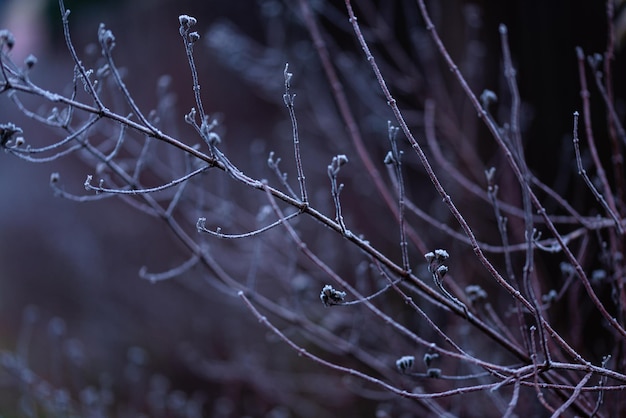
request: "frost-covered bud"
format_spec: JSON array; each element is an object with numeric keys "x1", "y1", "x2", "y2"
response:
[
  {"x1": 0, "y1": 29, "x2": 15, "y2": 50},
  {"x1": 320, "y1": 284, "x2": 346, "y2": 307},
  {"x1": 541, "y1": 289, "x2": 557, "y2": 304},
  {"x1": 283, "y1": 65, "x2": 293, "y2": 85},
  {"x1": 188, "y1": 31, "x2": 200, "y2": 43},
  {"x1": 434, "y1": 249, "x2": 449, "y2": 260},
  {"x1": 267, "y1": 151, "x2": 277, "y2": 167},
  {"x1": 207, "y1": 132, "x2": 221, "y2": 146},
  {"x1": 0, "y1": 123, "x2": 23, "y2": 146},
  {"x1": 95, "y1": 64, "x2": 110, "y2": 78},
  {"x1": 395, "y1": 355, "x2": 414, "y2": 373},
  {"x1": 383, "y1": 151, "x2": 395, "y2": 165},
  {"x1": 328, "y1": 154, "x2": 349, "y2": 176},
  {"x1": 435, "y1": 265, "x2": 448, "y2": 278},
  {"x1": 484, "y1": 167, "x2": 496, "y2": 183},
  {"x1": 157, "y1": 74, "x2": 172, "y2": 92},
  {"x1": 24, "y1": 54, "x2": 37, "y2": 69},
  {"x1": 335, "y1": 154, "x2": 348, "y2": 167},
  {"x1": 465, "y1": 285, "x2": 487, "y2": 303},
  {"x1": 50, "y1": 172, "x2": 60, "y2": 183},
  {"x1": 426, "y1": 249, "x2": 450, "y2": 276},
  {"x1": 587, "y1": 53, "x2": 603, "y2": 70},
  {"x1": 423, "y1": 352, "x2": 439, "y2": 368},
  {"x1": 48, "y1": 317, "x2": 66, "y2": 337},
  {"x1": 178, "y1": 15, "x2": 197, "y2": 28},
  {"x1": 98, "y1": 24, "x2": 115, "y2": 50},
  {"x1": 425, "y1": 249, "x2": 449, "y2": 263},
  {"x1": 559, "y1": 262, "x2": 574, "y2": 275},
  {"x1": 480, "y1": 89, "x2": 497, "y2": 109},
  {"x1": 592, "y1": 269, "x2": 607, "y2": 284},
  {"x1": 184, "y1": 108, "x2": 197, "y2": 125},
  {"x1": 84, "y1": 175, "x2": 93, "y2": 190}
]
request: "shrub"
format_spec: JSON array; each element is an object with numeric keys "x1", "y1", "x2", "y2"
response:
[{"x1": 1, "y1": 0, "x2": 625, "y2": 416}]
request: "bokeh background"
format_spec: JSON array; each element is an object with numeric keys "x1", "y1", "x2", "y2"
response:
[{"x1": 0, "y1": 0, "x2": 623, "y2": 416}]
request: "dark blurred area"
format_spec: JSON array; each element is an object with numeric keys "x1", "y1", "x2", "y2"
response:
[{"x1": 0, "y1": 0, "x2": 622, "y2": 416}]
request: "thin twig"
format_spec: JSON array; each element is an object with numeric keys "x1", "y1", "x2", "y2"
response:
[
  {"x1": 571, "y1": 110, "x2": 622, "y2": 235},
  {"x1": 283, "y1": 63, "x2": 308, "y2": 204},
  {"x1": 499, "y1": 24, "x2": 550, "y2": 364},
  {"x1": 59, "y1": 0, "x2": 106, "y2": 111},
  {"x1": 409, "y1": 0, "x2": 626, "y2": 341},
  {"x1": 344, "y1": 0, "x2": 541, "y2": 339},
  {"x1": 179, "y1": 15, "x2": 206, "y2": 121},
  {"x1": 425, "y1": 99, "x2": 590, "y2": 227},
  {"x1": 502, "y1": 378, "x2": 521, "y2": 418},
  {"x1": 98, "y1": 24, "x2": 161, "y2": 135},
  {"x1": 484, "y1": 168, "x2": 531, "y2": 353},
  {"x1": 239, "y1": 290, "x2": 475, "y2": 401},
  {"x1": 385, "y1": 121, "x2": 410, "y2": 273},
  {"x1": 297, "y1": 0, "x2": 428, "y2": 255},
  {"x1": 196, "y1": 210, "x2": 300, "y2": 239},
  {"x1": 550, "y1": 372, "x2": 593, "y2": 418},
  {"x1": 84, "y1": 166, "x2": 210, "y2": 195},
  {"x1": 591, "y1": 355, "x2": 611, "y2": 417},
  {"x1": 602, "y1": 0, "x2": 625, "y2": 217},
  {"x1": 575, "y1": 48, "x2": 623, "y2": 234},
  {"x1": 529, "y1": 326, "x2": 556, "y2": 414},
  {"x1": 139, "y1": 252, "x2": 201, "y2": 283},
  {"x1": 327, "y1": 154, "x2": 349, "y2": 234},
  {"x1": 267, "y1": 151, "x2": 298, "y2": 199}
]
